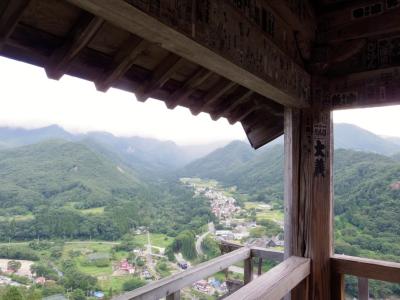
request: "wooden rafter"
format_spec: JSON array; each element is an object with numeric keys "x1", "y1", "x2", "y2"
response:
[
  {"x1": 66, "y1": 0, "x2": 310, "y2": 108},
  {"x1": 135, "y1": 54, "x2": 183, "y2": 102},
  {"x1": 0, "y1": 0, "x2": 31, "y2": 49},
  {"x1": 228, "y1": 101, "x2": 257, "y2": 125},
  {"x1": 191, "y1": 79, "x2": 236, "y2": 116},
  {"x1": 210, "y1": 88, "x2": 253, "y2": 121},
  {"x1": 96, "y1": 37, "x2": 150, "y2": 92},
  {"x1": 166, "y1": 67, "x2": 212, "y2": 109},
  {"x1": 46, "y1": 13, "x2": 104, "y2": 80}
]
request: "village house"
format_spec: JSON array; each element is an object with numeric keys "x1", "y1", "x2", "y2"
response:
[{"x1": 114, "y1": 259, "x2": 135, "y2": 276}]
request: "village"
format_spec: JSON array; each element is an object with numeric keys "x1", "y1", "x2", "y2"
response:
[{"x1": 0, "y1": 178, "x2": 284, "y2": 300}]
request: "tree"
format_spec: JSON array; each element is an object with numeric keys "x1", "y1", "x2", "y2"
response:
[
  {"x1": 7, "y1": 260, "x2": 21, "y2": 273},
  {"x1": 122, "y1": 277, "x2": 146, "y2": 291},
  {"x1": 71, "y1": 289, "x2": 86, "y2": 300},
  {"x1": 1, "y1": 286, "x2": 24, "y2": 300}
]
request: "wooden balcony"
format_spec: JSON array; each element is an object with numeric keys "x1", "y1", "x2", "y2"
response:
[
  {"x1": 113, "y1": 242, "x2": 400, "y2": 300},
  {"x1": 113, "y1": 244, "x2": 308, "y2": 300}
]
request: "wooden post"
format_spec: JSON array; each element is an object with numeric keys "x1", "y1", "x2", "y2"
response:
[
  {"x1": 284, "y1": 105, "x2": 333, "y2": 300},
  {"x1": 257, "y1": 258, "x2": 263, "y2": 276},
  {"x1": 244, "y1": 257, "x2": 253, "y2": 284},
  {"x1": 358, "y1": 277, "x2": 369, "y2": 300},
  {"x1": 331, "y1": 272, "x2": 345, "y2": 300},
  {"x1": 166, "y1": 291, "x2": 180, "y2": 300}
]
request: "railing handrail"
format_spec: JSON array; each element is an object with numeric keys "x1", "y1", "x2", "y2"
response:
[
  {"x1": 113, "y1": 247, "x2": 250, "y2": 300},
  {"x1": 331, "y1": 254, "x2": 400, "y2": 284},
  {"x1": 224, "y1": 256, "x2": 310, "y2": 300}
]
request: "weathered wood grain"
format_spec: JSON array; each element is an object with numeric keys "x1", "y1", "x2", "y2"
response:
[
  {"x1": 113, "y1": 247, "x2": 250, "y2": 300},
  {"x1": 65, "y1": 0, "x2": 310, "y2": 108},
  {"x1": 224, "y1": 256, "x2": 310, "y2": 300},
  {"x1": 331, "y1": 254, "x2": 400, "y2": 283},
  {"x1": 46, "y1": 13, "x2": 104, "y2": 79}
]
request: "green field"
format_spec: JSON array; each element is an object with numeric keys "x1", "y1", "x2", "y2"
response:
[
  {"x1": 244, "y1": 202, "x2": 283, "y2": 223},
  {"x1": 135, "y1": 234, "x2": 173, "y2": 248}
]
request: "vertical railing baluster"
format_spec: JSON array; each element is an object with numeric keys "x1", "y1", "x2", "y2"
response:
[
  {"x1": 244, "y1": 257, "x2": 253, "y2": 284},
  {"x1": 358, "y1": 277, "x2": 369, "y2": 300},
  {"x1": 166, "y1": 290, "x2": 181, "y2": 300},
  {"x1": 257, "y1": 257, "x2": 263, "y2": 276}
]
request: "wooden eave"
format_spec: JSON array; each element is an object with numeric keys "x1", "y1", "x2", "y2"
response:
[{"x1": 0, "y1": 0, "x2": 399, "y2": 149}]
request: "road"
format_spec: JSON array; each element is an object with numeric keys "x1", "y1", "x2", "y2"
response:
[{"x1": 195, "y1": 222, "x2": 215, "y2": 256}]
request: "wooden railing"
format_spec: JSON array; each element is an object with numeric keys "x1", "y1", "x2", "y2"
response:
[
  {"x1": 331, "y1": 254, "x2": 400, "y2": 300},
  {"x1": 113, "y1": 243, "x2": 309, "y2": 300}
]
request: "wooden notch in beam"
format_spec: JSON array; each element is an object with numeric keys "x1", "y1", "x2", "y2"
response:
[
  {"x1": 113, "y1": 247, "x2": 250, "y2": 300},
  {"x1": 135, "y1": 53, "x2": 183, "y2": 102},
  {"x1": 0, "y1": 0, "x2": 31, "y2": 49},
  {"x1": 225, "y1": 256, "x2": 310, "y2": 300},
  {"x1": 96, "y1": 37, "x2": 151, "y2": 92},
  {"x1": 331, "y1": 254, "x2": 400, "y2": 284},
  {"x1": 166, "y1": 67, "x2": 212, "y2": 109},
  {"x1": 46, "y1": 13, "x2": 104, "y2": 80},
  {"x1": 191, "y1": 78, "x2": 236, "y2": 116},
  {"x1": 66, "y1": 0, "x2": 310, "y2": 108}
]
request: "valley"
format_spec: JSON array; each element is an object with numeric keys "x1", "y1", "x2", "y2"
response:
[{"x1": 0, "y1": 123, "x2": 399, "y2": 299}]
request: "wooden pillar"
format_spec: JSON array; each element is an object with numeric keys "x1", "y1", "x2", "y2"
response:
[
  {"x1": 244, "y1": 257, "x2": 253, "y2": 284},
  {"x1": 284, "y1": 105, "x2": 333, "y2": 300},
  {"x1": 358, "y1": 277, "x2": 369, "y2": 300}
]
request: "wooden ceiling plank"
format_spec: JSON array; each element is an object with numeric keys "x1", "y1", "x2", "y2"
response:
[
  {"x1": 96, "y1": 37, "x2": 150, "y2": 92},
  {"x1": 46, "y1": 14, "x2": 104, "y2": 80},
  {"x1": 0, "y1": 0, "x2": 31, "y2": 49},
  {"x1": 166, "y1": 67, "x2": 212, "y2": 109},
  {"x1": 135, "y1": 54, "x2": 183, "y2": 102},
  {"x1": 211, "y1": 89, "x2": 253, "y2": 121},
  {"x1": 191, "y1": 79, "x2": 236, "y2": 116},
  {"x1": 66, "y1": 0, "x2": 310, "y2": 108}
]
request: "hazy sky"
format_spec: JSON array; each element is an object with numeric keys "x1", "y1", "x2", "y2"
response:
[{"x1": 0, "y1": 57, "x2": 399, "y2": 144}]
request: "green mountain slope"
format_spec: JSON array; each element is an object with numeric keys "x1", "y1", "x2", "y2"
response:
[
  {"x1": 334, "y1": 123, "x2": 400, "y2": 155},
  {"x1": 0, "y1": 140, "x2": 214, "y2": 241},
  {"x1": 0, "y1": 139, "x2": 142, "y2": 210},
  {"x1": 182, "y1": 142, "x2": 400, "y2": 260}
]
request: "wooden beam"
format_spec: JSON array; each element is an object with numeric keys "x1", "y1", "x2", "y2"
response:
[
  {"x1": 210, "y1": 88, "x2": 253, "y2": 121},
  {"x1": 0, "y1": 0, "x2": 31, "y2": 49},
  {"x1": 319, "y1": 2, "x2": 400, "y2": 43},
  {"x1": 314, "y1": 67, "x2": 400, "y2": 110},
  {"x1": 331, "y1": 254, "x2": 400, "y2": 284},
  {"x1": 166, "y1": 67, "x2": 212, "y2": 109},
  {"x1": 224, "y1": 256, "x2": 310, "y2": 300},
  {"x1": 46, "y1": 14, "x2": 104, "y2": 80},
  {"x1": 114, "y1": 247, "x2": 250, "y2": 300},
  {"x1": 96, "y1": 37, "x2": 150, "y2": 92},
  {"x1": 244, "y1": 121, "x2": 283, "y2": 150},
  {"x1": 250, "y1": 247, "x2": 284, "y2": 262},
  {"x1": 66, "y1": 0, "x2": 310, "y2": 108},
  {"x1": 135, "y1": 54, "x2": 183, "y2": 102},
  {"x1": 322, "y1": 9, "x2": 400, "y2": 43},
  {"x1": 191, "y1": 79, "x2": 236, "y2": 115},
  {"x1": 268, "y1": 0, "x2": 316, "y2": 40}
]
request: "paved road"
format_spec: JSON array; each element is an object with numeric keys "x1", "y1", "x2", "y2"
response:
[{"x1": 195, "y1": 222, "x2": 214, "y2": 256}]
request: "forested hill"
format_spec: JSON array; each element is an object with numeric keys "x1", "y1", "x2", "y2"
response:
[
  {"x1": 0, "y1": 139, "x2": 142, "y2": 210},
  {"x1": 182, "y1": 140, "x2": 400, "y2": 261},
  {"x1": 0, "y1": 140, "x2": 214, "y2": 241},
  {"x1": 0, "y1": 125, "x2": 227, "y2": 172}
]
